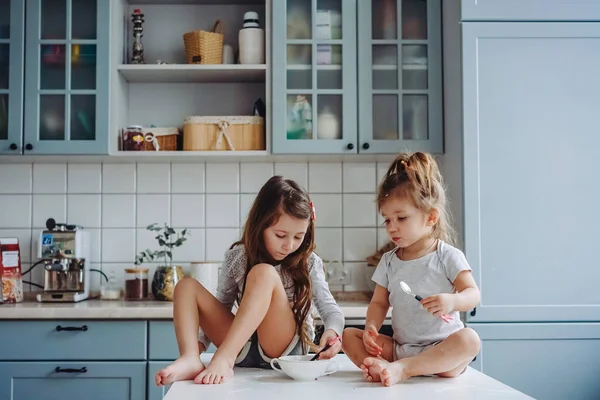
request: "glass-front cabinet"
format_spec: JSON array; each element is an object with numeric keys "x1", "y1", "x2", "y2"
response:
[
  {"x1": 272, "y1": 0, "x2": 358, "y2": 154},
  {"x1": 0, "y1": 0, "x2": 24, "y2": 153},
  {"x1": 358, "y1": 0, "x2": 442, "y2": 153},
  {"x1": 22, "y1": 0, "x2": 109, "y2": 154}
]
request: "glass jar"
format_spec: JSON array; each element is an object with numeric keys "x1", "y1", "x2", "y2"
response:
[{"x1": 124, "y1": 268, "x2": 148, "y2": 300}]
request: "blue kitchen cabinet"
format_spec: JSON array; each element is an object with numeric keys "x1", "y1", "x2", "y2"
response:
[
  {"x1": 22, "y1": 0, "x2": 110, "y2": 155},
  {"x1": 462, "y1": 22, "x2": 600, "y2": 323},
  {"x1": 272, "y1": 0, "x2": 443, "y2": 155},
  {"x1": 469, "y1": 323, "x2": 600, "y2": 400},
  {"x1": 461, "y1": 0, "x2": 600, "y2": 21},
  {"x1": 0, "y1": 0, "x2": 25, "y2": 154},
  {"x1": 148, "y1": 362, "x2": 172, "y2": 400},
  {"x1": 357, "y1": 0, "x2": 443, "y2": 154},
  {"x1": 272, "y1": 0, "x2": 358, "y2": 154},
  {"x1": 0, "y1": 362, "x2": 146, "y2": 400}
]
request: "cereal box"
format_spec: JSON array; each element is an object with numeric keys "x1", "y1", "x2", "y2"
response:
[{"x1": 0, "y1": 238, "x2": 24, "y2": 303}]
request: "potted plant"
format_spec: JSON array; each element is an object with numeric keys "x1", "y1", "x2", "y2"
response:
[{"x1": 145, "y1": 223, "x2": 190, "y2": 301}]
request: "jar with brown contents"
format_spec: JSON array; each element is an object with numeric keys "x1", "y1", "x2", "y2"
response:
[{"x1": 124, "y1": 268, "x2": 148, "y2": 300}]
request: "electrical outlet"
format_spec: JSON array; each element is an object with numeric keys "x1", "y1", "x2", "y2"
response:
[{"x1": 325, "y1": 261, "x2": 352, "y2": 286}]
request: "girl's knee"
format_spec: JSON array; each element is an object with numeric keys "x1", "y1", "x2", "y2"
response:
[
  {"x1": 247, "y1": 263, "x2": 278, "y2": 281},
  {"x1": 174, "y1": 276, "x2": 201, "y2": 297}
]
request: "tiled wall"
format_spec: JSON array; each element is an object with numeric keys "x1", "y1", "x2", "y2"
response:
[{"x1": 0, "y1": 161, "x2": 393, "y2": 293}]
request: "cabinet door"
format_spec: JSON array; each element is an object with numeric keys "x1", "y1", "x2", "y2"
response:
[
  {"x1": 0, "y1": 362, "x2": 146, "y2": 400},
  {"x1": 461, "y1": 0, "x2": 600, "y2": 21},
  {"x1": 469, "y1": 323, "x2": 600, "y2": 400},
  {"x1": 272, "y1": 0, "x2": 358, "y2": 154},
  {"x1": 23, "y1": 0, "x2": 109, "y2": 155},
  {"x1": 0, "y1": 0, "x2": 24, "y2": 154},
  {"x1": 357, "y1": 0, "x2": 442, "y2": 154},
  {"x1": 462, "y1": 23, "x2": 600, "y2": 322},
  {"x1": 148, "y1": 362, "x2": 171, "y2": 400}
]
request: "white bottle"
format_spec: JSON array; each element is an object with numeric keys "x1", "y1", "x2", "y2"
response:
[{"x1": 239, "y1": 11, "x2": 265, "y2": 64}]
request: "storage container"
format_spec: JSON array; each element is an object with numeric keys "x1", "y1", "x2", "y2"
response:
[{"x1": 183, "y1": 116, "x2": 265, "y2": 151}]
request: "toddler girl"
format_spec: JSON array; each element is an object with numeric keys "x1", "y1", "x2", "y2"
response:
[
  {"x1": 342, "y1": 152, "x2": 481, "y2": 386},
  {"x1": 156, "y1": 176, "x2": 344, "y2": 385}
]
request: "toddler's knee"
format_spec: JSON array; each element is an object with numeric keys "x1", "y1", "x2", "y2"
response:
[
  {"x1": 341, "y1": 327, "x2": 362, "y2": 348},
  {"x1": 458, "y1": 328, "x2": 481, "y2": 354}
]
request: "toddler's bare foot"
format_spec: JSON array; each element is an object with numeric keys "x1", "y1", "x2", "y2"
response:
[
  {"x1": 155, "y1": 354, "x2": 205, "y2": 386},
  {"x1": 361, "y1": 357, "x2": 383, "y2": 382},
  {"x1": 369, "y1": 359, "x2": 410, "y2": 387},
  {"x1": 194, "y1": 355, "x2": 234, "y2": 384}
]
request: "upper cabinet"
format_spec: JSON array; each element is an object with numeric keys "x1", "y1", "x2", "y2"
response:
[
  {"x1": 272, "y1": 0, "x2": 443, "y2": 154},
  {"x1": 0, "y1": 0, "x2": 24, "y2": 154},
  {"x1": 22, "y1": 0, "x2": 110, "y2": 155},
  {"x1": 461, "y1": 0, "x2": 600, "y2": 21}
]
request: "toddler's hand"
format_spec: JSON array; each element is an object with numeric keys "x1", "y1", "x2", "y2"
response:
[
  {"x1": 421, "y1": 293, "x2": 455, "y2": 316},
  {"x1": 363, "y1": 324, "x2": 382, "y2": 356}
]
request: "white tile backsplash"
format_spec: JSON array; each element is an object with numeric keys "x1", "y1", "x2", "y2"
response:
[
  {"x1": 0, "y1": 161, "x2": 384, "y2": 292},
  {"x1": 171, "y1": 163, "x2": 205, "y2": 193},
  {"x1": 309, "y1": 163, "x2": 342, "y2": 193},
  {"x1": 67, "y1": 194, "x2": 102, "y2": 228},
  {"x1": 102, "y1": 194, "x2": 136, "y2": 228},
  {"x1": 102, "y1": 164, "x2": 136, "y2": 193},
  {"x1": 240, "y1": 163, "x2": 273, "y2": 192},
  {"x1": 0, "y1": 164, "x2": 31, "y2": 193},
  {"x1": 206, "y1": 163, "x2": 239, "y2": 193},
  {"x1": 33, "y1": 164, "x2": 66, "y2": 193},
  {"x1": 275, "y1": 162, "x2": 308, "y2": 189},
  {"x1": 137, "y1": 163, "x2": 171, "y2": 193},
  {"x1": 32, "y1": 194, "x2": 66, "y2": 228},
  {"x1": 68, "y1": 164, "x2": 101, "y2": 193}
]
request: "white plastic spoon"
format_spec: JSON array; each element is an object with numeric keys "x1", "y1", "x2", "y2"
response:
[{"x1": 400, "y1": 281, "x2": 453, "y2": 323}]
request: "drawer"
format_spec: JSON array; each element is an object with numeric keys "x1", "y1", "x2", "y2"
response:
[
  {"x1": 149, "y1": 321, "x2": 215, "y2": 360},
  {"x1": 0, "y1": 321, "x2": 147, "y2": 361}
]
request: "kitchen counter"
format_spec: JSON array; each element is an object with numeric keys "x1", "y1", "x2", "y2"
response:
[
  {"x1": 164, "y1": 354, "x2": 532, "y2": 400},
  {"x1": 0, "y1": 298, "x2": 389, "y2": 321}
]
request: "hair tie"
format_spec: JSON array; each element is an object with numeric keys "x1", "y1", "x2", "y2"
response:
[
  {"x1": 400, "y1": 160, "x2": 408, "y2": 167},
  {"x1": 310, "y1": 201, "x2": 316, "y2": 221}
]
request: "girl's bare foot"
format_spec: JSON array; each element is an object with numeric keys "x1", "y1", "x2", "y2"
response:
[
  {"x1": 361, "y1": 357, "x2": 383, "y2": 382},
  {"x1": 368, "y1": 359, "x2": 410, "y2": 387},
  {"x1": 194, "y1": 356, "x2": 234, "y2": 384},
  {"x1": 155, "y1": 354, "x2": 206, "y2": 386}
]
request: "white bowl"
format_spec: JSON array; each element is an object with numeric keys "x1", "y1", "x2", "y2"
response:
[{"x1": 270, "y1": 355, "x2": 338, "y2": 381}]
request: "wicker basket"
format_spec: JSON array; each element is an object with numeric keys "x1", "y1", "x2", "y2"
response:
[
  {"x1": 183, "y1": 20, "x2": 224, "y2": 64},
  {"x1": 183, "y1": 116, "x2": 265, "y2": 151},
  {"x1": 141, "y1": 127, "x2": 179, "y2": 151}
]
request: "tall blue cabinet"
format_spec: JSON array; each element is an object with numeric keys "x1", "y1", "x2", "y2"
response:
[
  {"x1": 461, "y1": 3, "x2": 600, "y2": 399},
  {"x1": 1, "y1": 0, "x2": 110, "y2": 155}
]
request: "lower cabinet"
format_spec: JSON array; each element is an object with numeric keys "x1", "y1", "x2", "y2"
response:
[
  {"x1": 469, "y1": 322, "x2": 600, "y2": 400},
  {"x1": 0, "y1": 362, "x2": 146, "y2": 400}
]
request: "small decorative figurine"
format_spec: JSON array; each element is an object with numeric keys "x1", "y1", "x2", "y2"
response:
[{"x1": 131, "y1": 9, "x2": 145, "y2": 64}]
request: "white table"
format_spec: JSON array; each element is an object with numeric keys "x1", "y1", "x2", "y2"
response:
[{"x1": 164, "y1": 354, "x2": 532, "y2": 400}]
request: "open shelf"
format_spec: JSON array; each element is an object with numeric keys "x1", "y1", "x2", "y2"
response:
[
  {"x1": 127, "y1": 0, "x2": 263, "y2": 4},
  {"x1": 117, "y1": 64, "x2": 267, "y2": 83}
]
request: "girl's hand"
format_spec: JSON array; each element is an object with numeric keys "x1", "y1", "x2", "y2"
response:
[
  {"x1": 317, "y1": 329, "x2": 342, "y2": 360},
  {"x1": 421, "y1": 293, "x2": 455, "y2": 316},
  {"x1": 362, "y1": 324, "x2": 382, "y2": 356}
]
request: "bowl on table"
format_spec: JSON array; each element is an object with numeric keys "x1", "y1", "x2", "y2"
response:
[{"x1": 270, "y1": 355, "x2": 338, "y2": 381}]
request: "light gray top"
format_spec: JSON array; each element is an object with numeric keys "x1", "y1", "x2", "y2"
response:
[
  {"x1": 198, "y1": 244, "x2": 345, "y2": 348},
  {"x1": 372, "y1": 240, "x2": 472, "y2": 347}
]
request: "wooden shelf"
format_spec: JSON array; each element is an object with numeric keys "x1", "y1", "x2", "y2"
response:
[
  {"x1": 117, "y1": 64, "x2": 267, "y2": 83},
  {"x1": 127, "y1": 0, "x2": 263, "y2": 4}
]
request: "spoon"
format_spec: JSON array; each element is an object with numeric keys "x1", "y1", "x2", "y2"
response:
[{"x1": 400, "y1": 281, "x2": 453, "y2": 323}]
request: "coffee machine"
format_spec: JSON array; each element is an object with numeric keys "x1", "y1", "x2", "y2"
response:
[{"x1": 36, "y1": 218, "x2": 91, "y2": 303}]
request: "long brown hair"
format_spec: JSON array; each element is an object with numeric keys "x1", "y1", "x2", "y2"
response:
[
  {"x1": 377, "y1": 152, "x2": 457, "y2": 246},
  {"x1": 231, "y1": 176, "x2": 315, "y2": 351}
]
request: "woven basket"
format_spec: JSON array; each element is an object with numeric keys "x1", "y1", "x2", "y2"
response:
[
  {"x1": 183, "y1": 116, "x2": 265, "y2": 151},
  {"x1": 141, "y1": 127, "x2": 179, "y2": 151},
  {"x1": 183, "y1": 20, "x2": 224, "y2": 64}
]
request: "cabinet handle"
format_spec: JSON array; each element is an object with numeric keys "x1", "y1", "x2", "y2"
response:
[
  {"x1": 470, "y1": 307, "x2": 477, "y2": 317},
  {"x1": 25, "y1": 143, "x2": 33, "y2": 150},
  {"x1": 346, "y1": 143, "x2": 354, "y2": 150},
  {"x1": 9, "y1": 143, "x2": 18, "y2": 150},
  {"x1": 56, "y1": 324, "x2": 88, "y2": 332},
  {"x1": 362, "y1": 143, "x2": 370, "y2": 150},
  {"x1": 55, "y1": 367, "x2": 88, "y2": 374}
]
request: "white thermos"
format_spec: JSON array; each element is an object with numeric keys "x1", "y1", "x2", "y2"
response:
[{"x1": 238, "y1": 11, "x2": 265, "y2": 64}]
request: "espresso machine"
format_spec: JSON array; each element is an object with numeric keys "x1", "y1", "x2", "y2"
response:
[{"x1": 36, "y1": 218, "x2": 91, "y2": 303}]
